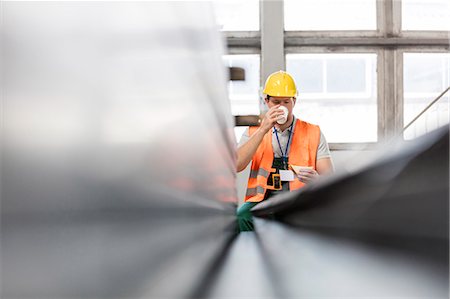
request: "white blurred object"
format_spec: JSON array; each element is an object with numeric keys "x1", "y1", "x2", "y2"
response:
[{"x1": 2, "y1": 2, "x2": 237, "y2": 299}]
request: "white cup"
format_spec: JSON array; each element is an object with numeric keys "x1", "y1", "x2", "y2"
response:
[{"x1": 277, "y1": 106, "x2": 289, "y2": 125}]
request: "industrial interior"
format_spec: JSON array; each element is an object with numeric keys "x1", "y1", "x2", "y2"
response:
[{"x1": 1, "y1": 1, "x2": 449, "y2": 298}]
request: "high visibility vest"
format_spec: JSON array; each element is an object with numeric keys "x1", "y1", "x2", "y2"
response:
[{"x1": 245, "y1": 119, "x2": 321, "y2": 202}]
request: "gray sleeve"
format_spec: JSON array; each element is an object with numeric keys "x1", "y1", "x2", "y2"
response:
[
  {"x1": 238, "y1": 127, "x2": 250, "y2": 148},
  {"x1": 317, "y1": 130, "x2": 331, "y2": 160}
]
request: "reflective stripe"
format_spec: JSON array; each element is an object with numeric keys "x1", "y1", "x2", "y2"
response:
[
  {"x1": 249, "y1": 168, "x2": 270, "y2": 179},
  {"x1": 245, "y1": 186, "x2": 265, "y2": 197},
  {"x1": 249, "y1": 170, "x2": 258, "y2": 179},
  {"x1": 246, "y1": 188, "x2": 257, "y2": 197}
]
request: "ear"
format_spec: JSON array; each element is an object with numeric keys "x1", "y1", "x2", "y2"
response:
[{"x1": 292, "y1": 97, "x2": 297, "y2": 105}]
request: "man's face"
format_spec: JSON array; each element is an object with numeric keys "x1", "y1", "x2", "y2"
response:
[{"x1": 265, "y1": 96, "x2": 296, "y2": 115}]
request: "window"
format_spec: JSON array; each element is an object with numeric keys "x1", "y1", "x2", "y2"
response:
[
  {"x1": 223, "y1": 54, "x2": 260, "y2": 115},
  {"x1": 223, "y1": 55, "x2": 260, "y2": 141},
  {"x1": 402, "y1": 0, "x2": 450, "y2": 31},
  {"x1": 284, "y1": 0, "x2": 376, "y2": 31},
  {"x1": 287, "y1": 54, "x2": 377, "y2": 143},
  {"x1": 212, "y1": 0, "x2": 259, "y2": 31},
  {"x1": 222, "y1": 0, "x2": 450, "y2": 146},
  {"x1": 403, "y1": 53, "x2": 450, "y2": 140}
]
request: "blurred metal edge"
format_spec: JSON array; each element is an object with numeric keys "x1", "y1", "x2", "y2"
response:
[
  {"x1": 234, "y1": 115, "x2": 261, "y2": 127},
  {"x1": 228, "y1": 67, "x2": 245, "y2": 81},
  {"x1": 251, "y1": 126, "x2": 449, "y2": 241}
]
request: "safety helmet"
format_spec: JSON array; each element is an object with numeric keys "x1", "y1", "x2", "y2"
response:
[{"x1": 262, "y1": 71, "x2": 297, "y2": 97}]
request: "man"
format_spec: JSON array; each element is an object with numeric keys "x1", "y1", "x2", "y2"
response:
[{"x1": 236, "y1": 70, "x2": 334, "y2": 231}]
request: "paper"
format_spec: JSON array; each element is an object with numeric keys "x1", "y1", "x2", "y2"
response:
[
  {"x1": 280, "y1": 170, "x2": 295, "y2": 181},
  {"x1": 290, "y1": 165, "x2": 313, "y2": 176}
]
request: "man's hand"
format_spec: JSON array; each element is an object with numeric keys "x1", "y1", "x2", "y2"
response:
[
  {"x1": 296, "y1": 168, "x2": 319, "y2": 183},
  {"x1": 259, "y1": 105, "x2": 284, "y2": 133},
  {"x1": 237, "y1": 105, "x2": 286, "y2": 172}
]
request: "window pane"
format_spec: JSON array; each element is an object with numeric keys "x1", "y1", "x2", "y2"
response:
[
  {"x1": 287, "y1": 53, "x2": 377, "y2": 143},
  {"x1": 327, "y1": 59, "x2": 366, "y2": 92},
  {"x1": 402, "y1": 0, "x2": 450, "y2": 31},
  {"x1": 287, "y1": 58, "x2": 323, "y2": 92},
  {"x1": 284, "y1": 0, "x2": 376, "y2": 31},
  {"x1": 223, "y1": 54, "x2": 260, "y2": 116},
  {"x1": 223, "y1": 55, "x2": 260, "y2": 141},
  {"x1": 212, "y1": 0, "x2": 259, "y2": 31},
  {"x1": 403, "y1": 53, "x2": 450, "y2": 140}
]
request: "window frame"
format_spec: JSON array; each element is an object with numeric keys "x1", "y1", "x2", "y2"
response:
[{"x1": 223, "y1": 0, "x2": 450, "y2": 150}]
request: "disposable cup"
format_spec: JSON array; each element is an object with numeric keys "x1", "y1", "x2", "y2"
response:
[{"x1": 277, "y1": 106, "x2": 289, "y2": 125}]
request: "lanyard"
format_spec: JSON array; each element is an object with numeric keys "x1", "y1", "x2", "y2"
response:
[{"x1": 274, "y1": 119, "x2": 294, "y2": 169}]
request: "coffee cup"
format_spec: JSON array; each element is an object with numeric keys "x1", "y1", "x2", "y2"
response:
[{"x1": 277, "y1": 106, "x2": 289, "y2": 125}]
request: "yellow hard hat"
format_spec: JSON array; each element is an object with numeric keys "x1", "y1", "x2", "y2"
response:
[{"x1": 263, "y1": 71, "x2": 297, "y2": 97}]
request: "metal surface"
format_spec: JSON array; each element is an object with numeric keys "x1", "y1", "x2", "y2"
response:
[
  {"x1": 252, "y1": 218, "x2": 447, "y2": 298},
  {"x1": 1, "y1": 2, "x2": 237, "y2": 298},
  {"x1": 252, "y1": 126, "x2": 449, "y2": 297}
]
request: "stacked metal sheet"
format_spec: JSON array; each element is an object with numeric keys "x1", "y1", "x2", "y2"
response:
[
  {"x1": 1, "y1": 2, "x2": 237, "y2": 298},
  {"x1": 248, "y1": 126, "x2": 449, "y2": 298}
]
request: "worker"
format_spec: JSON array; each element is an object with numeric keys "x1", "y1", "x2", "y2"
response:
[{"x1": 236, "y1": 70, "x2": 334, "y2": 231}]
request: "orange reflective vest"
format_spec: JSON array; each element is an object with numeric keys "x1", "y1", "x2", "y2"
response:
[{"x1": 245, "y1": 119, "x2": 321, "y2": 202}]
